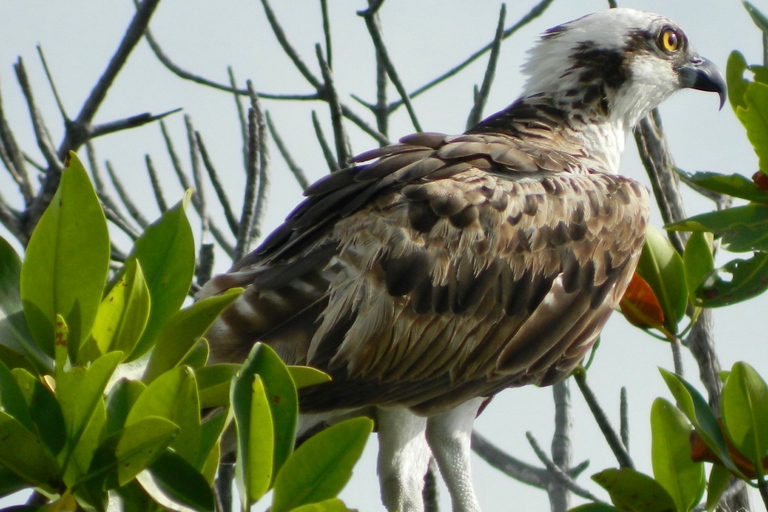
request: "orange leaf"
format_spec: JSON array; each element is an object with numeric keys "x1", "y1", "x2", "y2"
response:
[
  {"x1": 619, "y1": 272, "x2": 665, "y2": 331},
  {"x1": 690, "y1": 419, "x2": 768, "y2": 479}
]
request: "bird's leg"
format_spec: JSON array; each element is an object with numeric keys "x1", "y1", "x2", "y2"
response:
[
  {"x1": 426, "y1": 397, "x2": 484, "y2": 512},
  {"x1": 376, "y1": 406, "x2": 431, "y2": 512}
]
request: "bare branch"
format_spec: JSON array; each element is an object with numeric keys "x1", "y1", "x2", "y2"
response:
[
  {"x1": 472, "y1": 430, "x2": 550, "y2": 488},
  {"x1": 145, "y1": 154, "x2": 168, "y2": 213},
  {"x1": 423, "y1": 459, "x2": 439, "y2": 512},
  {"x1": 195, "y1": 131, "x2": 238, "y2": 235},
  {"x1": 14, "y1": 58, "x2": 62, "y2": 174},
  {"x1": 671, "y1": 337, "x2": 684, "y2": 377},
  {"x1": 526, "y1": 432, "x2": 606, "y2": 503},
  {"x1": 105, "y1": 161, "x2": 150, "y2": 229},
  {"x1": 620, "y1": 387, "x2": 629, "y2": 452},
  {"x1": 235, "y1": 107, "x2": 260, "y2": 262},
  {"x1": 467, "y1": 4, "x2": 506, "y2": 130},
  {"x1": 0, "y1": 82, "x2": 33, "y2": 208},
  {"x1": 228, "y1": 67, "x2": 248, "y2": 171},
  {"x1": 36, "y1": 46, "x2": 68, "y2": 122},
  {"x1": 248, "y1": 82, "x2": 271, "y2": 244},
  {"x1": 266, "y1": 112, "x2": 310, "y2": 190},
  {"x1": 390, "y1": 0, "x2": 556, "y2": 110},
  {"x1": 550, "y1": 380, "x2": 572, "y2": 512},
  {"x1": 315, "y1": 44, "x2": 352, "y2": 167},
  {"x1": 90, "y1": 108, "x2": 181, "y2": 140},
  {"x1": 320, "y1": 0, "x2": 333, "y2": 70},
  {"x1": 573, "y1": 369, "x2": 634, "y2": 469},
  {"x1": 85, "y1": 141, "x2": 141, "y2": 236},
  {"x1": 312, "y1": 111, "x2": 340, "y2": 173},
  {"x1": 359, "y1": 6, "x2": 422, "y2": 132}
]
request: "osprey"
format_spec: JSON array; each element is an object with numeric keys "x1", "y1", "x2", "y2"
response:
[{"x1": 200, "y1": 8, "x2": 725, "y2": 512}]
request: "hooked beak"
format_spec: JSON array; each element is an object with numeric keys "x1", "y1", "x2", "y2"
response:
[{"x1": 678, "y1": 55, "x2": 727, "y2": 110}]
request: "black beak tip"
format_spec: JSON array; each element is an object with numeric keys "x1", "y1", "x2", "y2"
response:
[{"x1": 679, "y1": 55, "x2": 727, "y2": 110}]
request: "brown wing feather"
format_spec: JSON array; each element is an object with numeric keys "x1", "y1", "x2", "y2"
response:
[{"x1": 200, "y1": 130, "x2": 649, "y2": 415}]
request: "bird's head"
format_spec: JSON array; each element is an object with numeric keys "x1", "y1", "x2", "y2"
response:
[{"x1": 521, "y1": 8, "x2": 725, "y2": 130}]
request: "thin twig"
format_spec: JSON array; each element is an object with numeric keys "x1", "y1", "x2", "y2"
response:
[
  {"x1": 0, "y1": 82, "x2": 33, "y2": 207},
  {"x1": 85, "y1": 141, "x2": 141, "y2": 235},
  {"x1": 423, "y1": 458, "x2": 439, "y2": 512},
  {"x1": 248, "y1": 81, "x2": 270, "y2": 244},
  {"x1": 105, "y1": 161, "x2": 150, "y2": 228},
  {"x1": 312, "y1": 111, "x2": 340, "y2": 173},
  {"x1": 90, "y1": 108, "x2": 181, "y2": 140},
  {"x1": 266, "y1": 112, "x2": 310, "y2": 190},
  {"x1": 228, "y1": 67, "x2": 249, "y2": 171},
  {"x1": 620, "y1": 387, "x2": 630, "y2": 452},
  {"x1": 467, "y1": 4, "x2": 506, "y2": 130},
  {"x1": 320, "y1": 0, "x2": 333, "y2": 70},
  {"x1": 359, "y1": 7, "x2": 422, "y2": 132},
  {"x1": 671, "y1": 337, "x2": 684, "y2": 377},
  {"x1": 235, "y1": 107, "x2": 260, "y2": 262},
  {"x1": 471, "y1": 431, "x2": 550, "y2": 488},
  {"x1": 526, "y1": 432, "x2": 606, "y2": 503},
  {"x1": 145, "y1": 154, "x2": 168, "y2": 213},
  {"x1": 315, "y1": 44, "x2": 352, "y2": 167},
  {"x1": 550, "y1": 380, "x2": 572, "y2": 512},
  {"x1": 573, "y1": 369, "x2": 634, "y2": 469},
  {"x1": 389, "y1": 0, "x2": 555, "y2": 111},
  {"x1": 36, "y1": 45, "x2": 69, "y2": 122},
  {"x1": 196, "y1": 131, "x2": 239, "y2": 235}
]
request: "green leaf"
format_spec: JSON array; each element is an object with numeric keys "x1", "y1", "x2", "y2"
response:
[
  {"x1": 722, "y1": 361, "x2": 768, "y2": 473},
  {"x1": 727, "y1": 50, "x2": 749, "y2": 110},
  {"x1": 89, "y1": 259, "x2": 150, "y2": 361},
  {"x1": 272, "y1": 417, "x2": 373, "y2": 512},
  {"x1": 63, "y1": 396, "x2": 106, "y2": 488},
  {"x1": 696, "y1": 252, "x2": 768, "y2": 307},
  {"x1": 124, "y1": 190, "x2": 195, "y2": 361},
  {"x1": 180, "y1": 338, "x2": 209, "y2": 369},
  {"x1": 234, "y1": 343, "x2": 298, "y2": 483},
  {"x1": 667, "y1": 204, "x2": 768, "y2": 253},
  {"x1": 0, "y1": 359, "x2": 35, "y2": 432},
  {"x1": 745, "y1": 2, "x2": 768, "y2": 36},
  {"x1": 105, "y1": 378, "x2": 146, "y2": 437},
  {"x1": 592, "y1": 468, "x2": 676, "y2": 512},
  {"x1": 137, "y1": 450, "x2": 214, "y2": 512},
  {"x1": 20, "y1": 152, "x2": 110, "y2": 361},
  {"x1": 196, "y1": 363, "x2": 238, "y2": 409},
  {"x1": 659, "y1": 368, "x2": 741, "y2": 476},
  {"x1": 677, "y1": 169, "x2": 768, "y2": 204},
  {"x1": 0, "y1": 236, "x2": 50, "y2": 373},
  {"x1": 125, "y1": 366, "x2": 200, "y2": 464},
  {"x1": 288, "y1": 366, "x2": 332, "y2": 390},
  {"x1": 13, "y1": 368, "x2": 66, "y2": 455},
  {"x1": 567, "y1": 505, "x2": 619, "y2": 512},
  {"x1": 234, "y1": 374, "x2": 274, "y2": 508},
  {"x1": 196, "y1": 406, "x2": 230, "y2": 473},
  {"x1": 87, "y1": 416, "x2": 179, "y2": 487},
  {"x1": 636, "y1": 226, "x2": 687, "y2": 334},
  {"x1": 705, "y1": 465, "x2": 730, "y2": 512},
  {"x1": 735, "y1": 81, "x2": 768, "y2": 174},
  {"x1": 143, "y1": 288, "x2": 242, "y2": 383},
  {"x1": 57, "y1": 351, "x2": 121, "y2": 474},
  {"x1": 0, "y1": 410, "x2": 59, "y2": 489},
  {"x1": 288, "y1": 498, "x2": 356, "y2": 512},
  {"x1": 683, "y1": 232, "x2": 714, "y2": 308},
  {"x1": 651, "y1": 398, "x2": 705, "y2": 512}
]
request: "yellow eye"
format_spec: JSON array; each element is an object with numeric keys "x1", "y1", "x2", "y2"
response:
[{"x1": 660, "y1": 28, "x2": 679, "y2": 53}]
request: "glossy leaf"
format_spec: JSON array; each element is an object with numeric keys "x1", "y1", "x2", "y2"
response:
[
  {"x1": 705, "y1": 465, "x2": 730, "y2": 512},
  {"x1": 63, "y1": 396, "x2": 106, "y2": 488},
  {"x1": 196, "y1": 406, "x2": 229, "y2": 473},
  {"x1": 137, "y1": 450, "x2": 214, "y2": 512},
  {"x1": 683, "y1": 232, "x2": 715, "y2": 305},
  {"x1": 567, "y1": 505, "x2": 619, "y2": 512},
  {"x1": 105, "y1": 378, "x2": 146, "y2": 437},
  {"x1": 288, "y1": 366, "x2": 332, "y2": 390},
  {"x1": 12, "y1": 368, "x2": 65, "y2": 455},
  {"x1": 0, "y1": 237, "x2": 50, "y2": 373},
  {"x1": 651, "y1": 398, "x2": 705, "y2": 512},
  {"x1": 180, "y1": 338, "x2": 209, "y2": 369},
  {"x1": 289, "y1": 499, "x2": 356, "y2": 512},
  {"x1": 636, "y1": 226, "x2": 687, "y2": 334},
  {"x1": 0, "y1": 410, "x2": 59, "y2": 489},
  {"x1": 143, "y1": 287, "x2": 242, "y2": 383},
  {"x1": 0, "y1": 360, "x2": 35, "y2": 432},
  {"x1": 272, "y1": 417, "x2": 373, "y2": 512},
  {"x1": 696, "y1": 252, "x2": 768, "y2": 307},
  {"x1": 87, "y1": 416, "x2": 179, "y2": 487},
  {"x1": 659, "y1": 369, "x2": 740, "y2": 476},
  {"x1": 90, "y1": 259, "x2": 150, "y2": 361},
  {"x1": 196, "y1": 363, "x2": 238, "y2": 409},
  {"x1": 722, "y1": 361, "x2": 768, "y2": 473},
  {"x1": 727, "y1": 50, "x2": 749, "y2": 110},
  {"x1": 57, "y1": 351, "x2": 120, "y2": 471},
  {"x1": 666, "y1": 204, "x2": 768, "y2": 253},
  {"x1": 592, "y1": 468, "x2": 676, "y2": 512},
  {"x1": 736, "y1": 81, "x2": 768, "y2": 174},
  {"x1": 20, "y1": 152, "x2": 109, "y2": 361},
  {"x1": 619, "y1": 272, "x2": 666, "y2": 333},
  {"x1": 745, "y1": 2, "x2": 768, "y2": 38},
  {"x1": 124, "y1": 190, "x2": 195, "y2": 361},
  {"x1": 677, "y1": 169, "x2": 768, "y2": 204},
  {"x1": 233, "y1": 374, "x2": 273, "y2": 508},
  {"x1": 126, "y1": 366, "x2": 200, "y2": 464}
]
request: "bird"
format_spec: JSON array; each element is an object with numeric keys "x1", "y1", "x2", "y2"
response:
[{"x1": 199, "y1": 8, "x2": 725, "y2": 512}]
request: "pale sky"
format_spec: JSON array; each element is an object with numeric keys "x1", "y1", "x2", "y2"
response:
[{"x1": 0, "y1": 1, "x2": 764, "y2": 510}]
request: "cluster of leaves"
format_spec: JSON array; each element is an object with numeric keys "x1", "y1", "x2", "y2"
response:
[
  {"x1": 571, "y1": 361, "x2": 768, "y2": 512},
  {"x1": 0, "y1": 153, "x2": 371, "y2": 511}
]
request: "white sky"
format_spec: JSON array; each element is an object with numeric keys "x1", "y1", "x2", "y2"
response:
[{"x1": 0, "y1": 1, "x2": 765, "y2": 510}]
